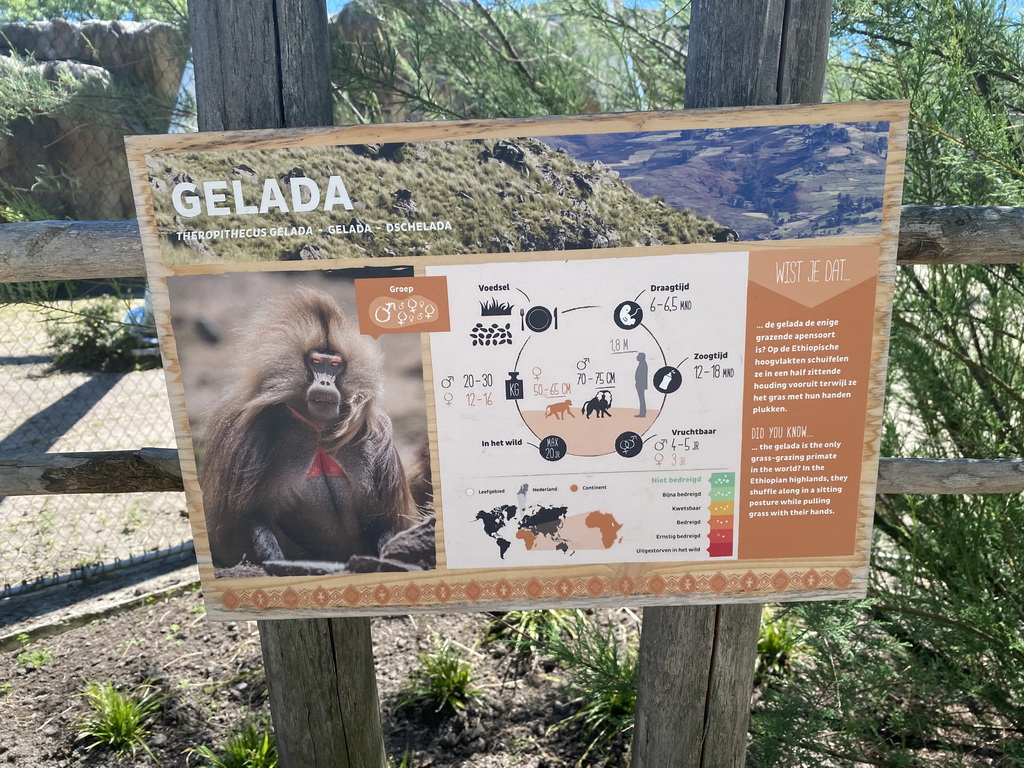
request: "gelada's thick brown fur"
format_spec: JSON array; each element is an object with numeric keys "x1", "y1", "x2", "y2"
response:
[{"x1": 199, "y1": 286, "x2": 416, "y2": 568}]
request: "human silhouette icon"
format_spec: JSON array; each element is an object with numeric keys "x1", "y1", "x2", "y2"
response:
[{"x1": 635, "y1": 352, "x2": 648, "y2": 417}]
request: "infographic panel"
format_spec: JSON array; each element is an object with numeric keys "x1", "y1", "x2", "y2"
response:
[
  {"x1": 427, "y1": 252, "x2": 748, "y2": 569},
  {"x1": 127, "y1": 101, "x2": 908, "y2": 617}
]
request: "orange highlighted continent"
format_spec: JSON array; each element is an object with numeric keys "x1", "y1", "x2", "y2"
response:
[
  {"x1": 516, "y1": 529, "x2": 537, "y2": 550},
  {"x1": 585, "y1": 511, "x2": 624, "y2": 549}
]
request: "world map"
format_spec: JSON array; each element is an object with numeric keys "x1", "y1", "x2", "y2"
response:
[{"x1": 474, "y1": 503, "x2": 623, "y2": 560}]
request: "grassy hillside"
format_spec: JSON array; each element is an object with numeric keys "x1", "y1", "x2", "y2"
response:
[{"x1": 148, "y1": 136, "x2": 728, "y2": 265}]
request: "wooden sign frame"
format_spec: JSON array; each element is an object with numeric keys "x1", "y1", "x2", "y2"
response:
[{"x1": 126, "y1": 101, "x2": 908, "y2": 620}]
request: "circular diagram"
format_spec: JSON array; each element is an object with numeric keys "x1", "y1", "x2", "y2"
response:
[{"x1": 513, "y1": 302, "x2": 671, "y2": 457}]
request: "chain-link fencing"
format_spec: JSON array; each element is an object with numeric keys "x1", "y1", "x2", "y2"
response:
[
  {"x1": 0, "y1": 17, "x2": 193, "y2": 220},
  {"x1": 0, "y1": 283, "x2": 191, "y2": 595},
  {"x1": 1, "y1": 18, "x2": 195, "y2": 595}
]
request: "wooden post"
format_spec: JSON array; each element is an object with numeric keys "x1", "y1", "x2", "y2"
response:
[
  {"x1": 632, "y1": 2, "x2": 833, "y2": 766},
  {"x1": 186, "y1": 2, "x2": 387, "y2": 765}
]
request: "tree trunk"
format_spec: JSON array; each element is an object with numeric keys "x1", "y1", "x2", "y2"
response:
[
  {"x1": 186, "y1": 2, "x2": 387, "y2": 766},
  {"x1": 632, "y1": 2, "x2": 833, "y2": 766}
]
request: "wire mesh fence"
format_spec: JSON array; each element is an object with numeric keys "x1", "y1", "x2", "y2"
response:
[
  {"x1": 0, "y1": 284, "x2": 191, "y2": 593},
  {"x1": 0, "y1": 17, "x2": 197, "y2": 594},
  {"x1": 0, "y1": 18, "x2": 192, "y2": 220}
]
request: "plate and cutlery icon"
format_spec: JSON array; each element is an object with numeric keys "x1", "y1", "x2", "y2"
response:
[{"x1": 522, "y1": 305, "x2": 558, "y2": 332}]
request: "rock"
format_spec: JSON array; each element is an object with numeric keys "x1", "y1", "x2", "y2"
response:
[
  {"x1": 392, "y1": 188, "x2": 417, "y2": 216},
  {"x1": 232, "y1": 164, "x2": 259, "y2": 182},
  {"x1": 537, "y1": 164, "x2": 566, "y2": 196},
  {"x1": 379, "y1": 517, "x2": 436, "y2": 569},
  {"x1": 352, "y1": 142, "x2": 405, "y2": 162},
  {"x1": 347, "y1": 217, "x2": 375, "y2": 240},
  {"x1": 493, "y1": 139, "x2": 528, "y2": 172},
  {"x1": 440, "y1": 732, "x2": 459, "y2": 748},
  {"x1": 379, "y1": 142, "x2": 405, "y2": 162},
  {"x1": 352, "y1": 143, "x2": 383, "y2": 158},
  {"x1": 286, "y1": 243, "x2": 329, "y2": 260},
  {"x1": 570, "y1": 171, "x2": 594, "y2": 196},
  {"x1": 0, "y1": 20, "x2": 187, "y2": 219},
  {"x1": 280, "y1": 166, "x2": 306, "y2": 182},
  {"x1": 344, "y1": 555, "x2": 419, "y2": 573},
  {"x1": 175, "y1": 234, "x2": 220, "y2": 262},
  {"x1": 583, "y1": 227, "x2": 609, "y2": 249},
  {"x1": 263, "y1": 560, "x2": 351, "y2": 576},
  {"x1": 540, "y1": 223, "x2": 568, "y2": 250}
]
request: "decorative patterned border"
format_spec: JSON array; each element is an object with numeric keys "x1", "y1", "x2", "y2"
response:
[{"x1": 220, "y1": 567, "x2": 854, "y2": 612}]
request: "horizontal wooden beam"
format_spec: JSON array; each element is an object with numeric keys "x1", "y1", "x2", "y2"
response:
[
  {"x1": 0, "y1": 450, "x2": 1021, "y2": 497},
  {"x1": 896, "y1": 205, "x2": 1024, "y2": 265},
  {"x1": 1, "y1": 206, "x2": 1022, "y2": 282},
  {"x1": 0, "y1": 448, "x2": 183, "y2": 495},
  {"x1": 0, "y1": 220, "x2": 145, "y2": 282},
  {"x1": 876, "y1": 457, "x2": 1024, "y2": 495}
]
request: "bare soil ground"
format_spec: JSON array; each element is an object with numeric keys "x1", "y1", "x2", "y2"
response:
[{"x1": 0, "y1": 581, "x2": 634, "y2": 767}]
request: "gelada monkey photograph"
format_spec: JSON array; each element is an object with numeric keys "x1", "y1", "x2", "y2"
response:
[{"x1": 166, "y1": 269, "x2": 434, "y2": 578}]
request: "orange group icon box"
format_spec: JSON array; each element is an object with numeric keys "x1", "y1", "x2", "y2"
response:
[{"x1": 354, "y1": 276, "x2": 451, "y2": 338}]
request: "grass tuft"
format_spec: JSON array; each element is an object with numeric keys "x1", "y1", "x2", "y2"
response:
[
  {"x1": 543, "y1": 610, "x2": 638, "y2": 764},
  {"x1": 397, "y1": 635, "x2": 483, "y2": 716},
  {"x1": 15, "y1": 634, "x2": 52, "y2": 670},
  {"x1": 481, "y1": 609, "x2": 577, "y2": 659},
  {"x1": 190, "y1": 717, "x2": 278, "y2": 768},
  {"x1": 755, "y1": 605, "x2": 806, "y2": 683},
  {"x1": 76, "y1": 680, "x2": 163, "y2": 760}
]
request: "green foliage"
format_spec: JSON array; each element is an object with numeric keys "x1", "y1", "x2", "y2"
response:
[
  {"x1": 76, "y1": 680, "x2": 163, "y2": 760},
  {"x1": 332, "y1": 0, "x2": 691, "y2": 123},
  {"x1": 481, "y1": 609, "x2": 577, "y2": 658},
  {"x1": 45, "y1": 295, "x2": 144, "y2": 372},
  {"x1": 872, "y1": 264, "x2": 1024, "y2": 754},
  {"x1": 0, "y1": 172, "x2": 57, "y2": 224},
  {"x1": 743, "y1": 5, "x2": 1024, "y2": 763},
  {"x1": 397, "y1": 635, "x2": 484, "y2": 716},
  {"x1": 750, "y1": 601, "x2": 905, "y2": 766},
  {"x1": 15, "y1": 633, "x2": 52, "y2": 670},
  {"x1": 831, "y1": 0, "x2": 1024, "y2": 208},
  {"x1": 0, "y1": 49, "x2": 76, "y2": 130},
  {"x1": 754, "y1": 606, "x2": 805, "y2": 683},
  {"x1": 543, "y1": 610, "x2": 638, "y2": 763},
  {"x1": 190, "y1": 718, "x2": 278, "y2": 768},
  {"x1": 0, "y1": 0, "x2": 188, "y2": 27},
  {"x1": 0, "y1": 45, "x2": 183, "y2": 144}
]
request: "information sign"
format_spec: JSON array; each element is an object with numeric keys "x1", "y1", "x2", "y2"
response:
[{"x1": 126, "y1": 102, "x2": 908, "y2": 619}]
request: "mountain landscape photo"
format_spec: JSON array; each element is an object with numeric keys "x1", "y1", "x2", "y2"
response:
[{"x1": 540, "y1": 121, "x2": 890, "y2": 241}]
